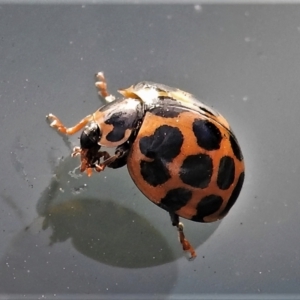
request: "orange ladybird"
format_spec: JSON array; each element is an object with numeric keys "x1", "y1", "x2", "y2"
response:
[{"x1": 47, "y1": 72, "x2": 245, "y2": 260}]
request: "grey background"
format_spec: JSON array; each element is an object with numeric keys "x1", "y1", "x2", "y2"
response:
[{"x1": 0, "y1": 4, "x2": 300, "y2": 299}]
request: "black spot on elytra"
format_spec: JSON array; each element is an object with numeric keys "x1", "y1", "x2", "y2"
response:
[
  {"x1": 191, "y1": 195, "x2": 223, "y2": 222},
  {"x1": 140, "y1": 160, "x2": 171, "y2": 187},
  {"x1": 158, "y1": 188, "x2": 192, "y2": 212},
  {"x1": 193, "y1": 119, "x2": 222, "y2": 151},
  {"x1": 220, "y1": 172, "x2": 245, "y2": 217},
  {"x1": 229, "y1": 133, "x2": 243, "y2": 161},
  {"x1": 139, "y1": 125, "x2": 183, "y2": 187},
  {"x1": 139, "y1": 125, "x2": 183, "y2": 162},
  {"x1": 151, "y1": 106, "x2": 181, "y2": 118},
  {"x1": 179, "y1": 154, "x2": 213, "y2": 188},
  {"x1": 217, "y1": 156, "x2": 235, "y2": 190}
]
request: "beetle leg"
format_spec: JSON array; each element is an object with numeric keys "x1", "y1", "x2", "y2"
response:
[
  {"x1": 71, "y1": 146, "x2": 82, "y2": 157},
  {"x1": 47, "y1": 113, "x2": 94, "y2": 135},
  {"x1": 169, "y1": 212, "x2": 197, "y2": 260},
  {"x1": 106, "y1": 143, "x2": 130, "y2": 169},
  {"x1": 177, "y1": 222, "x2": 197, "y2": 260},
  {"x1": 84, "y1": 150, "x2": 111, "y2": 175},
  {"x1": 95, "y1": 72, "x2": 115, "y2": 103},
  {"x1": 94, "y1": 151, "x2": 122, "y2": 172}
]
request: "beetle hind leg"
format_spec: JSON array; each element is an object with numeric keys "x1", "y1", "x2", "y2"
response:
[
  {"x1": 169, "y1": 212, "x2": 197, "y2": 260},
  {"x1": 95, "y1": 72, "x2": 115, "y2": 103}
]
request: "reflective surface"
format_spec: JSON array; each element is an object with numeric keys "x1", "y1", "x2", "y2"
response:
[{"x1": 0, "y1": 4, "x2": 300, "y2": 299}]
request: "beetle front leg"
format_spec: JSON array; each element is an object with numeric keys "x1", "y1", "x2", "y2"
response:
[
  {"x1": 92, "y1": 150, "x2": 123, "y2": 173},
  {"x1": 95, "y1": 72, "x2": 115, "y2": 103},
  {"x1": 93, "y1": 143, "x2": 130, "y2": 172},
  {"x1": 169, "y1": 212, "x2": 197, "y2": 260},
  {"x1": 47, "y1": 113, "x2": 94, "y2": 135},
  {"x1": 106, "y1": 142, "x2": 130, "y2": 169}
]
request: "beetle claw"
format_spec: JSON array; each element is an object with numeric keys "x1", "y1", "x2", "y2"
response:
[
  {"x1": 71, "y1": 147, "x2": 81, "y2": 157},
  {"x1": 95, "y1": 71, "x2": 115, "y2": 102},
  {"x1": 47, "y1": 113, "x2": 60, "y2": 128}
]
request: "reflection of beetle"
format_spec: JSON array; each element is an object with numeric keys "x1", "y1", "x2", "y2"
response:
[{"x1": 47, "y1": 72, "x2": 245, "y2": 260}]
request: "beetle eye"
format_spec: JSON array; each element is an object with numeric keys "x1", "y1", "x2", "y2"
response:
[{"x1": 80, "y1": 122, "x2": 101, "y2": 149}]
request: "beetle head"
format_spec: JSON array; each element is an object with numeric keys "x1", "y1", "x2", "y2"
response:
[{"x1": 80, "y1": 121, "x2": 101, "y2": 150}]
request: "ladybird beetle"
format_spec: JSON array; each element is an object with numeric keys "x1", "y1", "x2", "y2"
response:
[{"x1": 47, "y1": 72, "x2": 245, "y2": 260}]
